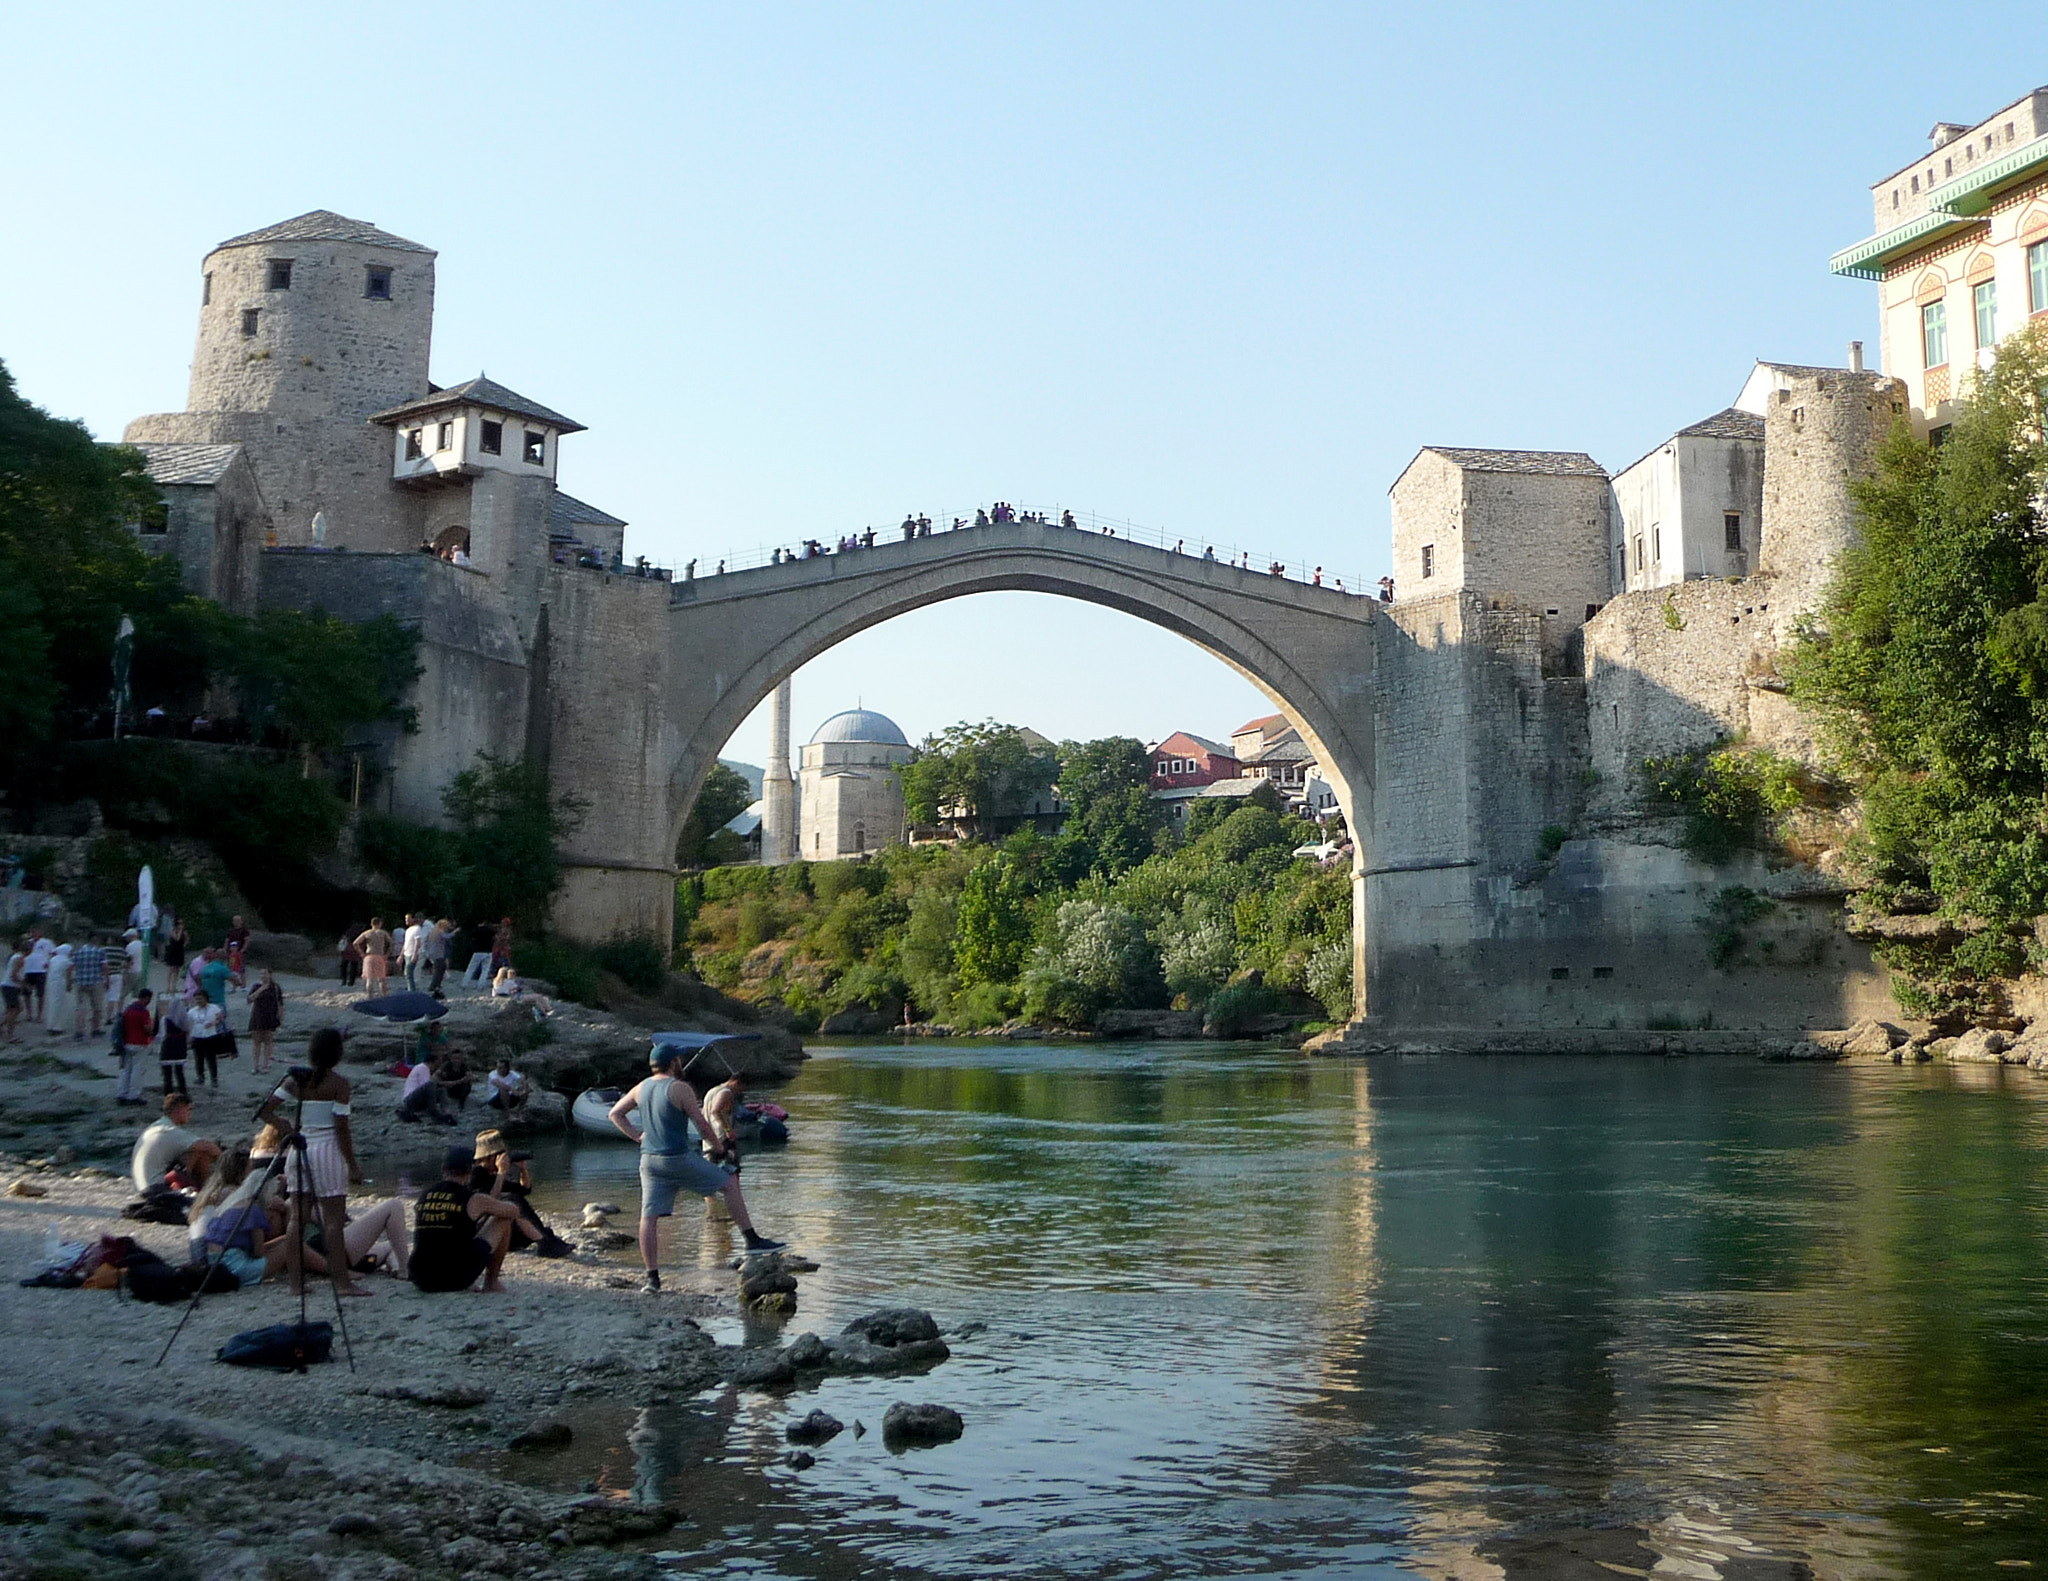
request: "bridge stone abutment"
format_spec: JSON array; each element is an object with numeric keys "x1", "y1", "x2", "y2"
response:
[{"x1": 542, "y1": 522, "x2": 1380, "y2": 1015}]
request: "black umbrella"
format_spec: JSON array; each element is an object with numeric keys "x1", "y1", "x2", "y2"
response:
[{"x1": 352, "y1": 991, "x2": 449, "y2": 1022}]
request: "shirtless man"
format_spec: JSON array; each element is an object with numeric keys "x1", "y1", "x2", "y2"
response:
[{"x1": 699, "y1": 1075, "x2": 747, "y2": 1161}]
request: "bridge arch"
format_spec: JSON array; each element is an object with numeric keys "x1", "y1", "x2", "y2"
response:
[{"x1": 554, "y1": 521, "x2": 1379, "y2": 1017}]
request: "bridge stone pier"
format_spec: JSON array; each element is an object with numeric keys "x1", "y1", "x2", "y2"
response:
[{"x1": 535, "y1": 521, "x2": 1383, "y2": 1013}]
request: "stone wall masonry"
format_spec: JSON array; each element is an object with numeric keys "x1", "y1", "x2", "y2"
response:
[
  {"x1": 1389, "y1": 451, "x2": 1464, "y2": 600},
  {"x1": 1582, "y1": 578, "x2": 1780, "y2": 817},
  {"x1": 1461, "y1": 471, "x2": 1614, "y2": 645},
  {"x1": 127, "y1": 410, "x2": 420, "y2": 551},
  {"x1": 536, "y1": 564, "x2": 682, "y2": 943}
]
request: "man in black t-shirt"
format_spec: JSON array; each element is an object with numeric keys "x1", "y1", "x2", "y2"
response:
[{"x1": 410, "y1": 1146, "x2": 531, "y2": 1293}]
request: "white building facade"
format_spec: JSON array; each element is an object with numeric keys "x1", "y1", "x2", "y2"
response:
[{"x1": 798, "y1": 709, "x2": 913, "y2": 860}]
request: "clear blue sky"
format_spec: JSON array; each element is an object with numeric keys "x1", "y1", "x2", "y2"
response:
[{"x1": 5, "y1": 6, "x2": 2039, "y2": 767}]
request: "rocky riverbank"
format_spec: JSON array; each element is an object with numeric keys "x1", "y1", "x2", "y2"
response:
[{"x1": 0, "y1": 1162, "x2": 963, "y2": 1580}]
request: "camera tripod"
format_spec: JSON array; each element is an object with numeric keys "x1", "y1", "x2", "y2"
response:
[{"x1": 155, "y1": 1077, "x2": 357, "y2": 1372}]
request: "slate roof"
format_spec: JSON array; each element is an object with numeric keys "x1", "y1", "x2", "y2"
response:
[
  {"x1": 1676, "y1": 408, "x2": 1766, "y2": 442},
  {"x1": 1751, "y1": 361, "x2": 1840, "y2": 378},
  {"x1": 1421, "y1": 447, "x2": 1609, "y2": 478},
  {"x1": 1255, "y1": 732, "x2": 1314, "y2": 765},
  {"x1": 549, "y1": 491, "x2": 627, "y2": 539},
  {"x1": 212, "y1": 210, "x2": 433, "y2": 256},
  {"x1": 131, "y1": 442, "x2": 241, "y2": 487},
  {"x1": 369, "y1": 376, "x2": 585, "y2": 434}
]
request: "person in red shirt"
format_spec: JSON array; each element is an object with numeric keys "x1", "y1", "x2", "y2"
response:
[{"x1": 116, "y1": 988, "x2": 157, "y2": 1106}]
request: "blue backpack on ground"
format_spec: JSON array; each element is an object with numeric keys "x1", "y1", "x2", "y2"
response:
[{"x1": 217, "y1": 1321, "x2": 334, "y2": 1371}]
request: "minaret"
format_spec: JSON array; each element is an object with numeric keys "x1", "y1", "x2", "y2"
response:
[{"x1": 761, "y1": 679, "x2": 798, "y2": 864}]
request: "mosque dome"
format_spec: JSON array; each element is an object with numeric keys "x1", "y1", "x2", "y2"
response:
[{"x1": 808, "y1": 708, "x2": 910, "y2": 747}]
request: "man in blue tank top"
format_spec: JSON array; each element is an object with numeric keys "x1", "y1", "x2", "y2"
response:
[{"x1": 609, "y1": 1046, "x2": 784, "y2": 1293}]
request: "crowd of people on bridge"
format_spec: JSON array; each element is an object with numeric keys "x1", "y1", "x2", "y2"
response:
[{"x1": 658, "y1": 502, "x2": 1376, "y2": 596}]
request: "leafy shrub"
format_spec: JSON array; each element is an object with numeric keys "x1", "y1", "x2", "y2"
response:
[
  {"x1": 1642, "y1": 742, "x2": 1805, "y2": 863},
  {"x1": 1701, "y1": 886, "x2": 1776, "y2": 969},
  {"x1": 590, "y1": 934, "x2": 670, "y2": 995},
  {"x1": 1203, "y1": 980, "x2": 1285, "y2": 1037},
  {"x1": 951, "y1": 980, "x2": 1016, "y2": 1030},
  {"x1": 1305, "y1": 939, "x2": 1354, "y2": 1020}
]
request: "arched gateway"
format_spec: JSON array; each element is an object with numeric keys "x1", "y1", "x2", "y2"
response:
[{"x1": 538, "y1": 521, "x2": 1379, "y2": 1017}]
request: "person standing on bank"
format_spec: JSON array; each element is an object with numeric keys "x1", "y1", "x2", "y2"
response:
[
  {"x1": 355, "y1": 918, "x2": 393, "y2": 990},
  {"x1": 161, "y1": 917, "x2": 188, "y2": 995},
  {"x1": 247, "y1": 967, "x2": 283, "y2": 1074},
  {"x1": 114, "y1": 987, "x2": 156, "y2": 1105},
  {"x1": 609, "y1": 1046, "x2": 783, "y2": 1294},
  {"x1": 424, "y1": 918, "x2": 453, "y2": 999},
  {"x1": 257, "y1": 1027, "x2": 371, "y2": 1300},
  {"x1": 400, "y1": 913, "x2": 426, "y2": 994}
]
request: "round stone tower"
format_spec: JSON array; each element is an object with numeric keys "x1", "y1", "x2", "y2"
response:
[
  {"x1": 187, "y1": 210, "x2": 434, "y2": 418},
  {"x1": 1759, "y1": 368, "x2": 1908, "y2": 619},
  {"x1": 126, "y1": 210, "x2": 438, "y2": 548}
]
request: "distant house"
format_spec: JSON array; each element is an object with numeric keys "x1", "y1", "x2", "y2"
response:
[
  {"x1": 1149, "y1": 731, "x2": 1239, "y2": 790},
  {"x1": 1230, "y1": 713, "x2": 1289, "y2": 763},
  {"x1": 922, "y1": 725, "x2": 1069, "y2": 842},
  {"x1": 723, "y1": 800, "x2": 765, "y2": 862}
]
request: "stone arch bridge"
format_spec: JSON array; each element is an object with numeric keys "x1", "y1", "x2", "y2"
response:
[{"x1": 539, "y1": 520, "x2": 1381, "y2": 1011}]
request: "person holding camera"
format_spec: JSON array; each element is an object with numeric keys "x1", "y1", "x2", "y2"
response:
[
  {"x1": 256, "y1": 1028, "x2": 371, "y2": 1300},
  {"x1": 411, "y1": 1144, "x2": 537, "y2": 1293},
  {"x1": 469, "y1": 1129, "x2": 572, "y2": 1258}
]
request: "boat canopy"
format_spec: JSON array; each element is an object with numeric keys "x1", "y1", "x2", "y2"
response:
[{"x1": 649, "y1": 1030, "x2": 761, "y2": 1051}]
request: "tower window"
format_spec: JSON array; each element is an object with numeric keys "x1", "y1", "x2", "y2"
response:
[
  {"x1": 240, "y1": 308, "x2": 260, "y2": 338},
  {"x1": 1420, "y1": 543, "x2": 1434, "y2": 579},
  {"x1": 404, "y1": 429, "x2": 424, "y2": 461},
  {"x1": 522, "y1": 430, "x2": 546, "y2": 466},
  {"x1": 365, "y1": 265, "x2": 392, "y2": 300},
  {"x1": 267, "y1": 259, "x2": 293, "y2": 290},
  {"x1": 436, "y1": 420, "x2": 453, "y2": 452},
  {"x1": 1724, "y1": 512, "x2": 1742, "y2": 552},
  {"x1": 1633, "y1": 536, "x2": 1644, "y2": 571},
  {"x1": 202, "y1": 272, "x2": 211, "y2": 306},
  {"x1": 1652, "y1": 525, "x2": 1661, "y2": 563},
  {"x1": 479, "y1": 420, "x2": 503, "y2": 456},
  {"x1": 2031, "y1": 239, "x2": 2048, "y2": 316}
]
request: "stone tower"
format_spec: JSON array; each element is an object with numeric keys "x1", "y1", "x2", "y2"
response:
[
  {"x1": 125, "y1": 210, "x2": 436, "y2": 550},
  {"x1": 761, "y1": 680, "x2": 798, "y2": 865},
  {"x1": 1759, "y1": 369, "x2": 1907, "y2": 617}
]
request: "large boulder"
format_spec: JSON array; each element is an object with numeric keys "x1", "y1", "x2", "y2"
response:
[
  {"x1": 496, "y1": 1090, "x2": 568, "y2": 1133},
  {"x1": 819, "y1": 1006, "x2": 888, "y2": 1036},
  {"x1": 843, "y1": 1309, "x2": 941, "y2": 1348},
  {"x1": 1840, "y1": 1019, "x2": 1908, "y2": 1059},
  {"x1": 1094, "y1": 1009, "x2": 1203, "y2": 1040},
  {"x1": 1946, "y1": 1027, "x2": 2008, "y2": 1063}
]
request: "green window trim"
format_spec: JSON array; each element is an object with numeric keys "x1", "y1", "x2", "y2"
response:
[
  {"x1": 1975, "y1": 279, "x2": 1998, "y2": 348},
  {"x1": 1922, "y1": 300, "x2": 1948, "y2": 370}
]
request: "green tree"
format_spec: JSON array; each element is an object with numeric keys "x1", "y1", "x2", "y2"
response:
[
  {"x1": 954, "y1": 850, "x2": 1034, "y2": 985},
  {"x1": 204, "y1": 606, "x2": 420, "y2": 752},
  {"x1": 0, "y1": 360, "x2": 175, "y2": 759},
  {"x1": 899, "y1": 720, "x2": 1059, "y2": 837},
  {"x1": 676, "y1": 762, "x2": 754, "y2": 866},
  {"x1": 1056, "y1": 735, "x2": 1166, "y2": 875},
  {"x1": 1786, "y1": 326, "x2": 2048, "y2": 1003}
]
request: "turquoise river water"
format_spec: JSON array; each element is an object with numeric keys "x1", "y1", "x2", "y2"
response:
[{"x1": 418, "y1": 1042, "x2": 2048, "y2": 1578}]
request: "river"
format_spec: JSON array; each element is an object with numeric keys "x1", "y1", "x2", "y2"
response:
[{"x1": 420, "y1": 1041, "x2": 2048, "y2": 1578}]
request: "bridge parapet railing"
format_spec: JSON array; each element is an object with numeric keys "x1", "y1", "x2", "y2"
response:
[{"x1": 657, "y1": 506, "x2": 1371, "y2": 600}]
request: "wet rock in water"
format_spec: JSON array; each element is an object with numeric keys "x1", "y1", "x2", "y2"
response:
[
  {"x1": 116, "y1": 1530, "x2": 160, "y2": 1557},
  {"x1": 949, "y1": 1320, "x2": 988, "y2": 1340},
  {"x1": 508, "y1": 1419, "x2": 574, "y2": 1451},
  {"x1": 726, "y1": 1348, "x2": 797, "y2": 1390},
  {"x1": 329, "y1": 1512, "x2": 378, "y2": 1536},
  {"x1": 843, "y1": 1308, "x2": 941, "y2": 1347},
  {"x1": 783, "y1": 1332, "x2": 829, "y2": 1370},
  {"x1": 578, "y1": 1229, "x2": 638, "y2": 1252},
  {"x1": 785, "y1": 1450, "x2": 817, "y2": 1469},
  {"x1": 563, "y1": 1502, "x2": 683, "y2": 1545},
  {"x1": 882, "y1": 1403, "x2": 964, "y2": 1446},
  {"x1": 785, "y1": 1409, "x2": 844, "y2": 1445}
]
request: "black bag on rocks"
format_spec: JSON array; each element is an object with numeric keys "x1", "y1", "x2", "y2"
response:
[
  {"x1": 218, "y1": 1321, "x2": 333, "y2": 1371},
  {"x1": 124, "y1": 1254, "x2": 203, "y2": 1305},
  {"x1": 122, "y1": 1185, "x2": 193, "y2": 1225}
]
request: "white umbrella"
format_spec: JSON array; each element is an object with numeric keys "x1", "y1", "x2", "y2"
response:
[{"x1": 137, "y1": 865, "x2": 158, "y2": 993}]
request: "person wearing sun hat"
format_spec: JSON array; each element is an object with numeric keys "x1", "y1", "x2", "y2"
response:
[{"x1": 469, "y1": 1127, "x2": 571, "y2": 1258}]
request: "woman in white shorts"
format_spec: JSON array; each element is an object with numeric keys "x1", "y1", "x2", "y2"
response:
[{"x1": 257, "y1": 1026, "x2": 371, "y2": 1299}]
